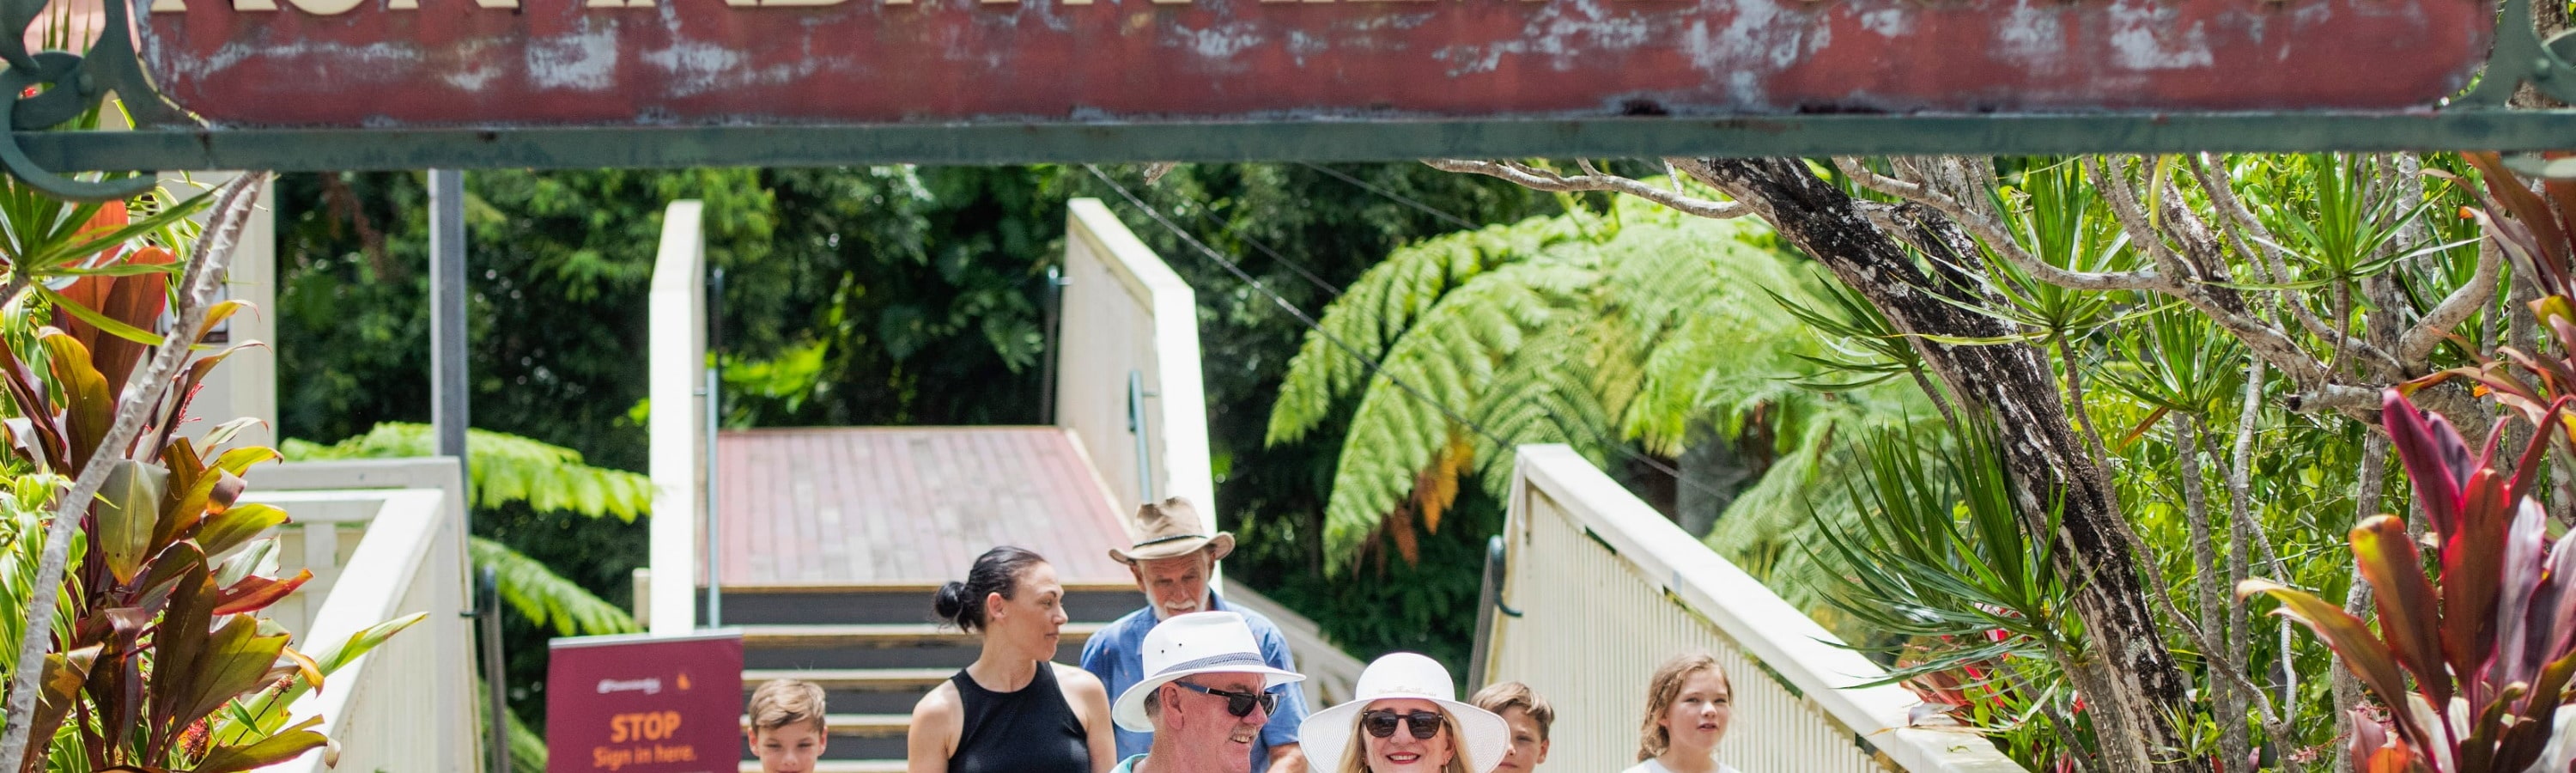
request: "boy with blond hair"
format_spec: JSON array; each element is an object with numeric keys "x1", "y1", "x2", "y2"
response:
[
  {"x1": 1469, "y1": 681, "x2": 1554, "y2": 772},
  {"x1": 747, "y1": 679, "x2": 829, "y2": 773}
]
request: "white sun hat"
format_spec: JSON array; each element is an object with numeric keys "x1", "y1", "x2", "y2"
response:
[
  {"x1": 1295, "y1": 653, "x2": 1510, "y2": 773},
  {"x1": 1111, "y1": 611, "x2": 1306, "y2": 732}
]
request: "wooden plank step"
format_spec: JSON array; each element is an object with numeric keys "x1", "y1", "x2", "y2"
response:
[
  {"x1": 737, "y1": 713, "x2": 908, "y2": 737},
  {"x1": 739, "y1": 623, "x2": 1103, "y2": 648},
  {"x1": 738, "y1": 760, "x2": 905, "y2": 773},
  {"x1": 740, "y1": 667, "x2": 953, "y2": 691}
]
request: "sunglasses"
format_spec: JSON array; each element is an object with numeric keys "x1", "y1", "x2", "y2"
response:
[
  {"x1": 1361, "y1": 709, "x2": 1448, "y2": 740},
  {"x1": 1173, "y1": 680, "x2": 1278, "y2": 718}
]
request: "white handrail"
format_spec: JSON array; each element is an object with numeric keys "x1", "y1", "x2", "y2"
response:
[
  {"x1": 1485, "y1": 445, "x2": 2025, "y2": 773},
  {"x1": 250, "y1": 460, "x2": 479, "y2": 773}
]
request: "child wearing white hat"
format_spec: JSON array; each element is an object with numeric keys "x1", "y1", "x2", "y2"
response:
[{"x1": 1297, "y1": 653, "x2": 1510, "y2": 773}]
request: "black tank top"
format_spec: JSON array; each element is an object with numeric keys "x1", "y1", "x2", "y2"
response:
[{"x1": 949, "y1": 662, "x2": 1091, "y2": 773}]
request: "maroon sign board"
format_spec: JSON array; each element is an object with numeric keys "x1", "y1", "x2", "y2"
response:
[
  {"x1": 131, "y1": 0, "x2": 2489, "y2": 129},
  {"x1": 546, "y1": 630, "x2": 744, "y2": 773}
]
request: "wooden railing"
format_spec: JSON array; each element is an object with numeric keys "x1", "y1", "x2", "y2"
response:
[
  {"x1": 252, "y1": 459, "x2": 480, "y2": 772},
  {"x1": 1480, "y1": 445, "x2": 2026, "y2": 773}
]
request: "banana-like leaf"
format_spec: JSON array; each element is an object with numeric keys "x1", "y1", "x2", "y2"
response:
[
  {"x1": 192, "y1": 502, "x2": 287, "y2": 559},
  {"x1": 96, "y1": 459, "x2": 169, "y2": 586},
  {"x1": 2239, "y1": 577, "x2": 2433, "y2": 752},
  {"x1": 38, "y1": 327, "x2": 113, "y2": 473},
  {"x1": 191, "y1": 715, "x2": 327, "y2": 773},
  {"x1": 2352, "y1": 514, "x2": 2453, "y2": 713}
]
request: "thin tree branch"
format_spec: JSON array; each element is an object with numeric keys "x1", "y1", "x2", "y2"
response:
[
  {"x1": 0, "y1": 173, "x2": 270, "y2": 768},
  {"x1": 1425, "y1": 159, "x2": 1752, "y2": 219},
  {"x1": 1834, "y1": 156, "x2": 2165, "y2": 292},
  {"x1": 2399, "y1": 234, "x2": 2505, "y2": 365}
]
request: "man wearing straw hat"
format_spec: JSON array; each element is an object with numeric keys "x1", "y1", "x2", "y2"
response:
[
  {"x1": 1085, "y1": 496, "x2": 1311, "y2": 773},
  {"x1": 1109, "y1": 612, "x2": 1307, "y2": 773}
]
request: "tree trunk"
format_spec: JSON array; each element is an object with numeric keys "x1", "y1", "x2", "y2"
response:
[{"x1": 1686, "y1": 158, "x2": 2201, "y2": 772}]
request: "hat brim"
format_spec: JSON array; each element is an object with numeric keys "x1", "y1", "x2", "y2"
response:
[
  {"x1": 1295, "y1": 696, "x2": 1510, "y2": 773},
  {"x1": 1109, "y1": 533, "x2": 1236, "y2": 565},
  {"x1": 1110, "y1": 660, "x2": 1303, "y2": 733}
]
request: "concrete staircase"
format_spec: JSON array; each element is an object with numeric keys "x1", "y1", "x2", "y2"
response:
[{"x1": 726, "y1": 581, "x2": 1145, "y2": 773}]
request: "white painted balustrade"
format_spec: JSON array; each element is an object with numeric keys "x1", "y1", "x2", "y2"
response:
[
  {"x1": 1483, "y1": 445, "x2": 2026, "y2": 773},
  {"x1": 250, "y1": 459, "x2": 480, "y2": 773}
]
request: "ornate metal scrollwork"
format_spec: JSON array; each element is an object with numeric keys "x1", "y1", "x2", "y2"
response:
[{"x1": 0, "y1": 0, "x2": 193, "y2": 201}]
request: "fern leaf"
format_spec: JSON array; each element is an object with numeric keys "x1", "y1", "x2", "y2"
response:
[
  {"x1": 283, "y1": 423, "x2": 654, "y2": 521},
  {"x1": 470, "y1": 536, "x2": 640, "y2": 636},
  {"x1": 1267, "y1": 216, "x2": 1582, "y2": 447}
]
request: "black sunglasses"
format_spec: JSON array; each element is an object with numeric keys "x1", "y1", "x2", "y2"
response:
[
  {"x1": 1361, "y1": 709, "x2": 1447, "y2": 740},
  {"x1": 1173, "y1": 680, "x2": 1278, "y2": 718}
]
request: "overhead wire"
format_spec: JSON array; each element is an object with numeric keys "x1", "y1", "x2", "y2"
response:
[
  {"x1": 1083, "y1": 164, "x2": 1735, "y2": 502},
  {"x1": 1298, "y1": 162, "x2": 1484, "y2": 232}
]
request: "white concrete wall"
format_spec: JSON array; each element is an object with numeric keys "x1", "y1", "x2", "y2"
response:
[
  {"x1": 1055, "y1": 198, "x2": 1216, "y2": 526},
  {"x1": 647, "y1": 201, "x2": 706, "y2": 636}
]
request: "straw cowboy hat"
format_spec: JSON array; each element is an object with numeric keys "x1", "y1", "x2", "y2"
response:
[
  {"x1": 1297, "y1": 653, "x2": 1510, "y2": 773},
  {"x1": 1109, "y1": 496, "x2": 1236, "y2": 564},
  {"x1": 1111, "y1": 611, "x2": 1305, "y2": 732}
]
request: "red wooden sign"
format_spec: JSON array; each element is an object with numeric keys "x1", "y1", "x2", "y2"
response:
[
  {"x1": 132, "y1": 0, "x2": 2490, "y2": 128},
  {"x1": 545, "y1": 631, "x2": 744, "y2": 773}
]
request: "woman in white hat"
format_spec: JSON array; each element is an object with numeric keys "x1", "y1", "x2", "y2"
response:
[{"x1": 1297, "y1": 653, "x2": 1510, "y2": 773}]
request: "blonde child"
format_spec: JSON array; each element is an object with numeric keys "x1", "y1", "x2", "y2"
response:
[{"x1": 748, "y1": 679, "x2": 829, "y2": 773}]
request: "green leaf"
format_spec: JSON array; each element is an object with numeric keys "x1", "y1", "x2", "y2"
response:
[
  {"x1": 96, "y1": 458, "x2": 169, "y2": 586},
  {"x1": 35, "y1": 283, "x2": 164, "y2": 348},
  {"x1": 2239, "y1": 577, "x2": 2432, "y2": 751},
  {"x1": 282, "y1": 423, "x2": 652, "y2": 521},
  {"x1": 472, "y1": 536, "x2": 640, "y2": 636},
  {"x1": 2348, "y1": 514, "x2": 2451, "y2": 712},
  {"x1": 192, "y1": 715, "x2": 329, "y2": 773}
]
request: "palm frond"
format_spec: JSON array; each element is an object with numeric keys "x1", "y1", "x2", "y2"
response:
[
  {"x1": 470, "y1": 536, "x2": 640, "y2": 637},
  {"x1": 282, "y1": 423, "x2": 653, "y2": 521}
]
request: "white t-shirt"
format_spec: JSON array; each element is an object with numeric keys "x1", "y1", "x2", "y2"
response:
[{"x1": 1623, "y1": 758, "x2": 1747, "y2": 773}]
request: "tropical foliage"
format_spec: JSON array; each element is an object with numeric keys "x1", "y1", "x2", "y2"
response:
[
  {"x1": 0, "y1": 177, "x2": 415, "y2": 770},
  {"x1": 1267, "y1": 189, "x2": 1934, "y2": 599}
]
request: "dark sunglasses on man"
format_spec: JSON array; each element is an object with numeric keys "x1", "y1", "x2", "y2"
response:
[
  {"x1": 1174, "y1": 680, "x2": 1279, "y2": 718},
  {"x1": 1360, "y1": 709, "x2": 1447, "y2": 740}
]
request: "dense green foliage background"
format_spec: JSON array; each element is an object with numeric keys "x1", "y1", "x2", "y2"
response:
[{"x1": 272, "y1": 164, "x2": 1558, "y2": 727}]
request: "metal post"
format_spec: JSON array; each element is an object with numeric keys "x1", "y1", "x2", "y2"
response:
[
  {"x1": 1038, "y1": 267, "x2": 1063, "y2": 425},
  {"x1": 703, "y1": 268, "x2": 724, "y2": 630},
  {"x1": 478, "y1": 566, "x2": 512, "y2": 773},
  {"x1": 1127, "y1": 369, "x2": 1152, "y2": 503},
  {"x1": 1467, "y1": 535, "x2": 1509, "y2": 692},
  {"x1": 429, "y1": 169, "x2": 471, "y2": 489}
]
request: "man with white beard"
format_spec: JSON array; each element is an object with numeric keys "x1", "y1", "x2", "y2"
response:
[
  {"x1": 1084, "y1": 497, "x2": 1309, "y2": 773},
  {"x1": 1107, "y1": 612, "x2": 1306, "y2": 773}
]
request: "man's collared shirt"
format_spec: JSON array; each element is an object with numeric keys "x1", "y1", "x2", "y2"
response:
[{"x1": 1080, "y1": 593, "x2": 1308, "y2": 773}]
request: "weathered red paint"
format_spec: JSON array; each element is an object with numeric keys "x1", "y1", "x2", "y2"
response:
[{"x1": 135, "y1": 0, "x2": 2488, "y2": 128}]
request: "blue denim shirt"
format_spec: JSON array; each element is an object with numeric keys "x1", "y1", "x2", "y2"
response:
[{"x1": 1080, "y1": 593, "x2": 1308, "y2": 773}]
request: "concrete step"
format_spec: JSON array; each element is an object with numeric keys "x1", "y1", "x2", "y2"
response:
[
  {"x1": 740, "y1": 667, "x2": 951, "y2": 715},
  {"x1": 738, "y1": 713, "x2": 908, "y2": 761},
  {"x1": 738, "y1": 761, "x2": 904, "y2": 773},
  {"x1": 739, "y1": 623, "x2": 1103, "y2": 670},
  {"x1": 703, "y1": 582, "x2": 1143, "y2": 627}
]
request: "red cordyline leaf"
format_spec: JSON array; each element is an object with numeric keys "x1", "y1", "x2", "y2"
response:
[{"x1": 2385, "y1": 388, "x2": 2471, "y2": 539}]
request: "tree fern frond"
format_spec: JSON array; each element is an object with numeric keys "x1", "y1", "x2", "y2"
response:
[
  {"x1": 1319, "y1": 259, "x2": 1596, "y2": 573},
  {"x1": 283, "y1": 423, "x2": 654, "y2": 521},
  {"x1": 470, "y1": 535, "x2": 640, "y2": 637},
  {"x1": 1267, "y1": 216, "x2": 1583, "y2": 446}
]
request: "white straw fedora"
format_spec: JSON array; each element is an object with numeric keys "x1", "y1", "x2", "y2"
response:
[
  {"x1": 1296, "y1": 653, "x2": 1510, "y2": 773},
  {"x1": 1110, "y1": 611, "x2": 1304, "y2": 732}
]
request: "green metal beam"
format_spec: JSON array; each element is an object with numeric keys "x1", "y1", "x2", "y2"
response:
[{"x1": 24, "y1": 110, "x2": 2576, "y2": 173}]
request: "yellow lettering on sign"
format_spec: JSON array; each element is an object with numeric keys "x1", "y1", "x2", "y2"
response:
[{"x1": 608, "y1": 711, "x2": 684, "y2": 743}]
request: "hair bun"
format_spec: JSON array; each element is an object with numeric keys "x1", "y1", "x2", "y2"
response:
[{"x1": 932, "y1": 581, "x2": 970, "y2": 626}]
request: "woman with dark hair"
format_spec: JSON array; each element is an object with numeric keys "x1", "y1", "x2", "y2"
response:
[
  {"x1": 906, "y1": 546, "x2": 1119, "y2": 773},
  {"x1": 1621, "y1": 652, "x2": 1741, "y2": 773}
]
